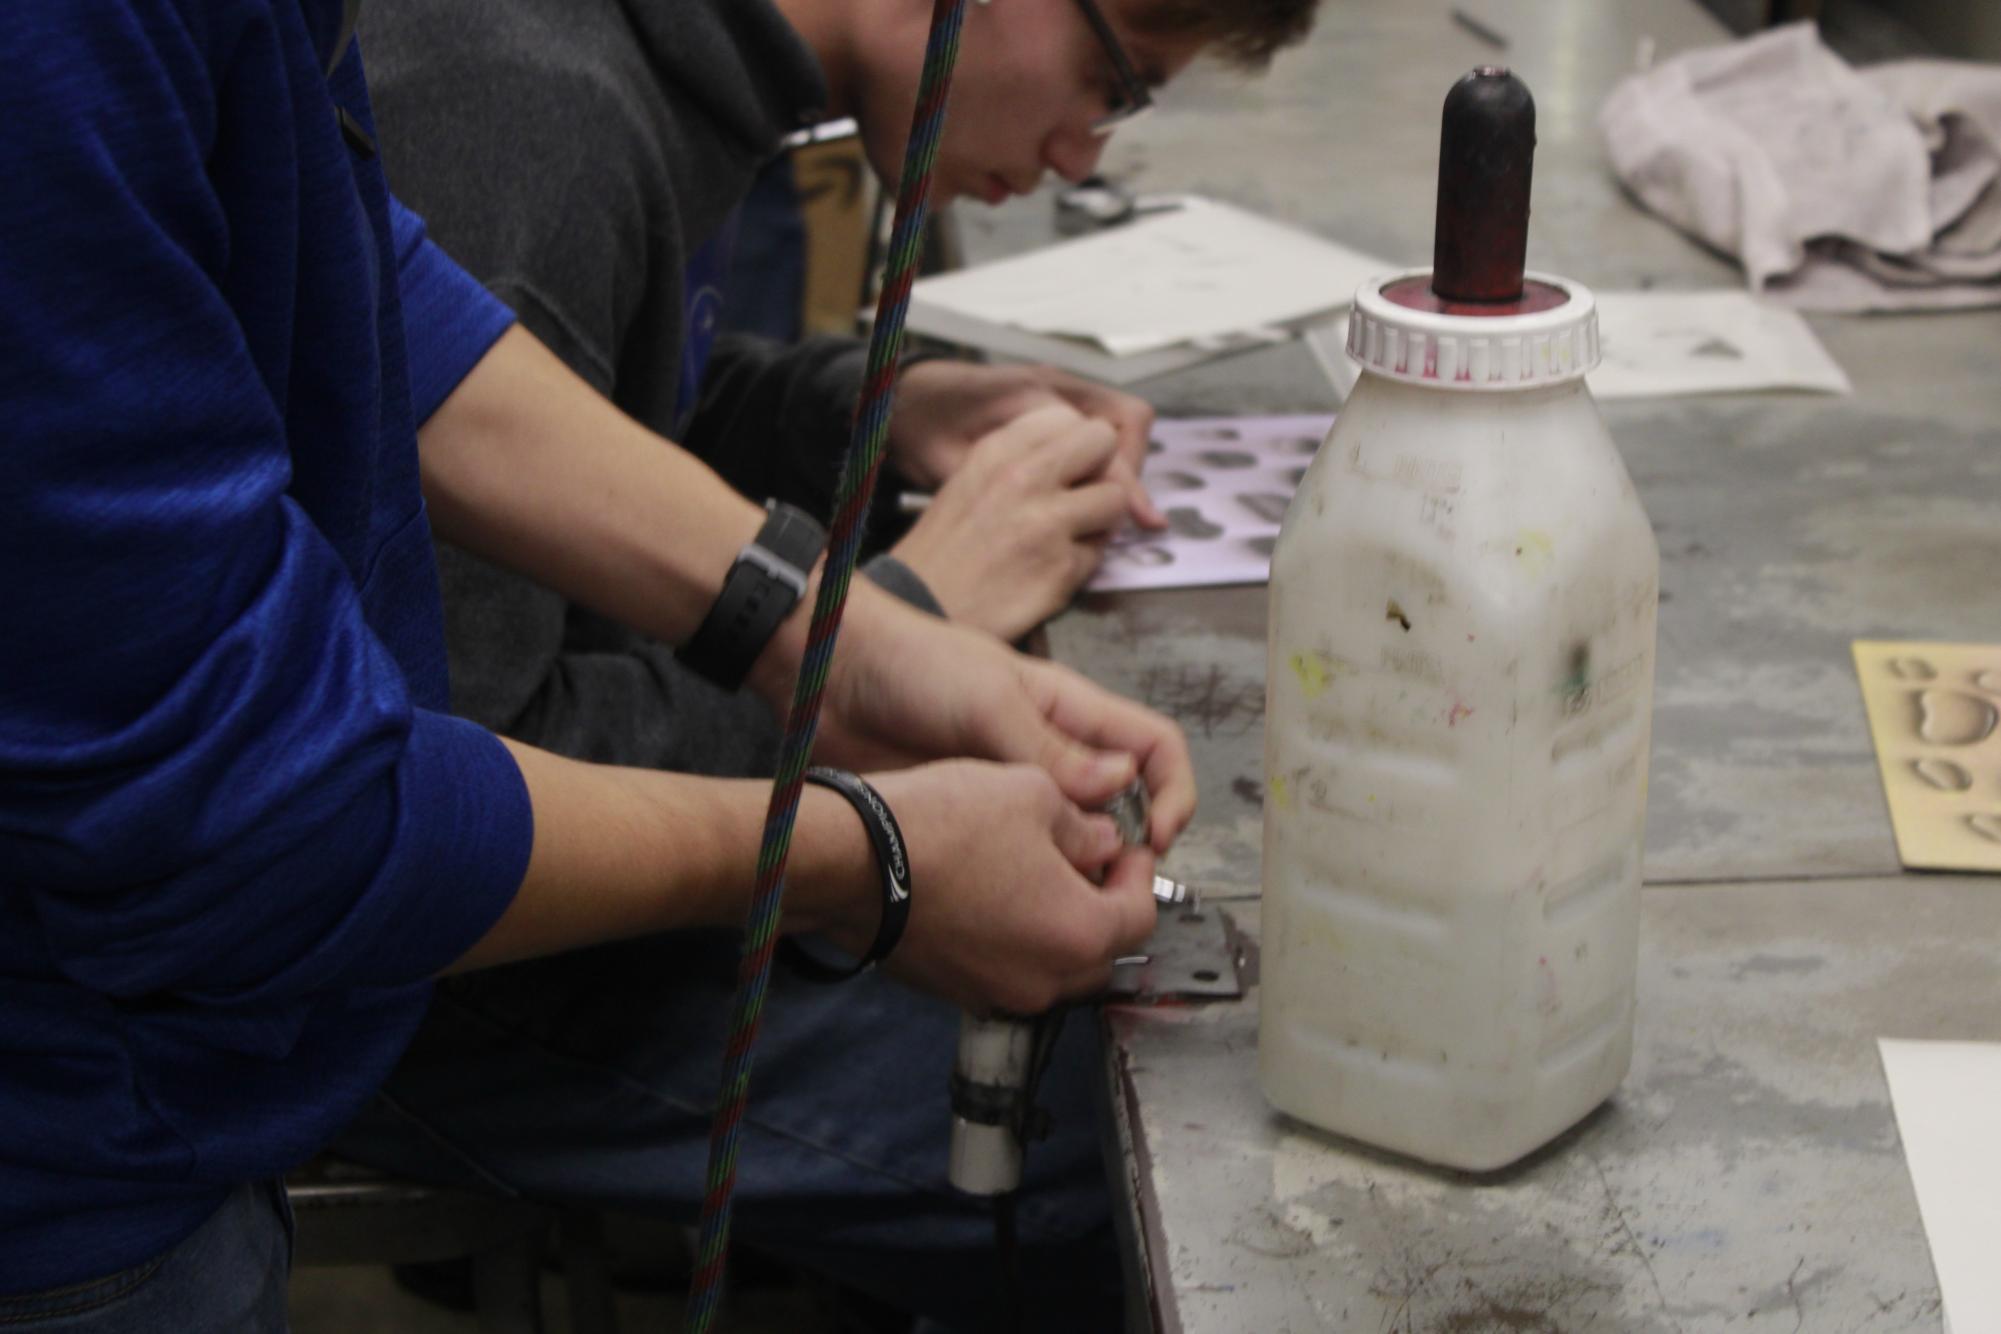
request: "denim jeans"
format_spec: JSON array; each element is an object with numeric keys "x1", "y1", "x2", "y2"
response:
[
  {"x1": 332, "y1": 932, "x2": 1123, "y2": 1333},
  {"x1": 0, "y1": 1181, "x2": 291, "y2": 1332}
]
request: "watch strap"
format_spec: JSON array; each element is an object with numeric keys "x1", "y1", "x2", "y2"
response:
[{"x1": 682, "y1": 501, "x2": 825, "y2": 692}]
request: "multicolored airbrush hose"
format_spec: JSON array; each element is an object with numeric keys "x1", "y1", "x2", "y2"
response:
[{"x1": 684, "y1": 1, "x2": 969, "y2": 1329}]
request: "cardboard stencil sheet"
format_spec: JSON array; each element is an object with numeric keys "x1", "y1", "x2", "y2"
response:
[{"x1": 1852, "y1": 640, "x2": 2001, "y2": 873}]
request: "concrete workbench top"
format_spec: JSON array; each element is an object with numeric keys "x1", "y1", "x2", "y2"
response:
[{"x1": 943, "y1": 0, "x2": 2001, "y2": 1328}]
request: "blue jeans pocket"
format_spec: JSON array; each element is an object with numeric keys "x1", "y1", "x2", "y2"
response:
[
  {"x1": 0, "y1": 1254, "x2": 166, "y2": 1326},
  {"x1": 265, "y1": 1178, "x2": 296, "y2": 1270}
]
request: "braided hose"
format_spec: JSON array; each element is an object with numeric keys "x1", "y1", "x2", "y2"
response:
[{"x1": 683, "y1": 2, "x2": 969, "y2": 1328}]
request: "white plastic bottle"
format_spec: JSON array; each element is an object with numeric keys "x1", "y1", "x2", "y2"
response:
[{"x1": 1257, "y1": 265, "x2": 1659, "y2": 1170}]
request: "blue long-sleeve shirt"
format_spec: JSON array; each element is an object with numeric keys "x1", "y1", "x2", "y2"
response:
[{"x1": 1, "y1": 0, "x2": 533, "y2": 1292}]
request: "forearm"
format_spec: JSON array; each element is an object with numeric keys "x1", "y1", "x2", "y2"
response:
[
  {"x1": 449, "y1": 738, "x2": 876, "y2": 973},
  {"x1": 418, "y1": 325, "x2": 765, "y2": 647}
]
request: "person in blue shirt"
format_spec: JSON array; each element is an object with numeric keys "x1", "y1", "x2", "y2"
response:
[{"x1": 0, "y1": 2, "x2": 1194, "y2": 1329}]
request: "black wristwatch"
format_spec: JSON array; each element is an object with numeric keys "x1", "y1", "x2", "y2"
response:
[{"x1": 681, "y1": 501, "x2": 826, "y2": 692}]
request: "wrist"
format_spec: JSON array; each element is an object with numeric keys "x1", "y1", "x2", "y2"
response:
[{"x1": 783, "y1": 782, "x2": 881, "y2": 949}]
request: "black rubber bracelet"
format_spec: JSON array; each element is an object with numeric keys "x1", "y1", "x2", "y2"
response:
[
  {"x1": 681, "y1": 501, "x2": 825, "y2": 693},
  {"x1": 779, "y1": 769, "x2": 912, "y2": 983}
]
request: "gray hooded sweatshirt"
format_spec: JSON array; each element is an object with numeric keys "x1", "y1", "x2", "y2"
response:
[{"x1": 363, "y1": 0, "x2": 937, "y2": 772}]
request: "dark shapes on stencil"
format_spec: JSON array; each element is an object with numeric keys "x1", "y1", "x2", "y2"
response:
[
  {"x1": 1245, "y1": 535, "x2": 1277, "y2": 558},
  {"x1": 1197, "y1": 450, "x2": 1256, "y2": 469},
  {"x1": 1284, "y1": 466, "x2": 1309, "y2": 488},
  {"x1": 1237, "y1": 492, "x2": 1291, "y2": 524},
  {"x1": 1153, "y1": 469, "x2": 1206, "y2": 492},
  {"x1": 1146, "y1": 438, "x2": 1166, "y2": 454},
  {"x1": 1111, "y1": 543, "x2": 1173, "y2": 567},
  {"x1": 1184, "y1": 426, "x2": 1243, "y2": 442},
  {"x1": 1285, "y1": 436, "x2": 1321, "y2": 456},
  {"x1": 1165, "y1": 507, "x2": 1224, "y2": 540}
]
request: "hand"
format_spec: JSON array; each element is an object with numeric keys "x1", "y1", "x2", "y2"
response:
[
  {"x1": 749, "y1": 580, "x2": 1196, "y2": 854},
  {"x1": 863, "y1": 761, "x2": 1159, "y2": 1013},
  {"x1": 890, "y1": 404, "x2": 1126, "y2": 640},
  {"x1": 889, "y1": 360, "x2": 1166, "y2": 530}
]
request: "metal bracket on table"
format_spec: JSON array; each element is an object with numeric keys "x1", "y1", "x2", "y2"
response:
[{"x1": 1107, "y1": 896, "x2": 1242, "y2": 1002}]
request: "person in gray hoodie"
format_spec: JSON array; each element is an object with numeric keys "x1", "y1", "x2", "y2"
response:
[{"x1": 343, "y1": 0, "x2": 1316, "y2": 1328}]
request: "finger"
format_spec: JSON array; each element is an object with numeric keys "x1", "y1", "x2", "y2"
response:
[
  {"x1": 1103, "y1": 395, "x2": 1156, "y2": 479},
  {"x1": 1097, "y1": 846, "x2": 1161, "y2": 956},
  {"x1": 1117, "y1": 398, "x2": 1157, "y2": 468},
  {"x1": 1048, "y1": 373, "x2": 1154, "y2": 469},
  {"x1": 1059, "y1": 849, "x2": 1161, "y2": 1000},
  {"x1": 1021, "y1": 661, "x2": 1196, "y2": 847},
  {"x1": 1105, "y1": 455, "x2": 1168, "y2": 531},
  {"x1": 999, "y1": 400, "x2": 1088, "y2": 442},
  {"x1": 1029, "y1": 418, "x2": 1120, "y2": 488},
  {"x1": 969, "y1": 402, "x2": 1089, "y2": 470},
  {"x1": 1042, "y1": 367, "x2": 1145, "y2": 430},
  {"x1": 1069, "y1": 534, "x2": 1109, "y2": 593},
  {"x1": 1052, "y1": 479, "x2": 1129, "y2": 539},
  {"x1": 1051, "y1": 803, "x2": 1122, "y2": 875},
  {"x1": 977, "y1": 680, "x2": 1138, "y2": 805},
  {"x1": 1056, "y1": 525, "x2": 1113, "y2": 595}
]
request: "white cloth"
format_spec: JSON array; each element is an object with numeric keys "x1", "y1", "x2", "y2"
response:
[{"x1": 1601, "y1": 24, "x2": 2001, "y2": 311}]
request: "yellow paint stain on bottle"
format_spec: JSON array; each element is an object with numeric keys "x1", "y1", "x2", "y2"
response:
[
  {"x1": 1514, "y1": 529, "x2": 1555, "y2": 576},
  {"x1": 1289, "y1": 651, "x2": 1331, "y2": 698},
  {"x1": 1269, "y1": 773, "x2": 1293, "y2": 811}
]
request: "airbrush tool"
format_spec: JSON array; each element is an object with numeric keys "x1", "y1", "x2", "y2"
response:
[{"x1": 945, "y1": 778, "x2": 1190, "y2": 1197}]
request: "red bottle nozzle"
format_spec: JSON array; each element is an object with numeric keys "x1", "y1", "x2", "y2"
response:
[{"x1": 1431, "y1": 67, "x2": 1536, "y2": 304}]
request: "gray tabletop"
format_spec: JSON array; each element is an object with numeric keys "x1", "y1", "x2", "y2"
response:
[{"x1": 955, "y1": 0, "x2": 2001, "y2": 1328}]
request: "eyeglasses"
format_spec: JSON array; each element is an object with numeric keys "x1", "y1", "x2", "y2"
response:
[{"x1": 1069, "y1": 0, "x2": 1154, "y2": 135}]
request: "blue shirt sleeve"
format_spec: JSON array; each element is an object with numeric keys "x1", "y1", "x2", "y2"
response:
[
  {"x1": 0, "y1": 1, "x2": 530, "y2": 1002},
  {"x1": 391, "y1": 193, "x2": 518, "y2": 424}
]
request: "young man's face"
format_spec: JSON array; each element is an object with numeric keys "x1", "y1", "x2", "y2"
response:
[{"x1": 855, "y1": 0, "x2": 1208, "y2": 205}]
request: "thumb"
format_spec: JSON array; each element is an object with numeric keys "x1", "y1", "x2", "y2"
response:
[
  {"x1": 1099, "y1": 846, "x2": 1162, "y2": 957},
  {"x1": 983, "y1": 686, "x2": 1137, "y2": 806}
]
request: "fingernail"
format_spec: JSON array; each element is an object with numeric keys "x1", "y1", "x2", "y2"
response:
[{"x1": 1095, "y1": 752, "x2": 1137, "y2": 785}]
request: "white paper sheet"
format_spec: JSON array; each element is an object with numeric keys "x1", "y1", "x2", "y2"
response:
[
  {"x1": 1590, "y1": 290, "x2": 1852, "y2": 397},
  {"x1": 1305, "y1": 290, "x2": 1850, "y2": 401},
  {"x1": 1878, "y1": 1038, "x2": 2001, "y2": 1334},
  {"x1": 1090, "y1": 415, "x2": 1334, "y2": 593},
  {"x1": 911, "y1": 198, "x2": 1394, "y2": 357}
]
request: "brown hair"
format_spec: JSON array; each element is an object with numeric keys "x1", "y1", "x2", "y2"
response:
[{"x1": 1128, "y1": 0, "x2": 1319, "y2": 70}]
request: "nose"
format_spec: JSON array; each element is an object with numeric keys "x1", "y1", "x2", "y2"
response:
[{"x1": 1042, "y1": 127, "x2": 1108, "y2": 186}]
